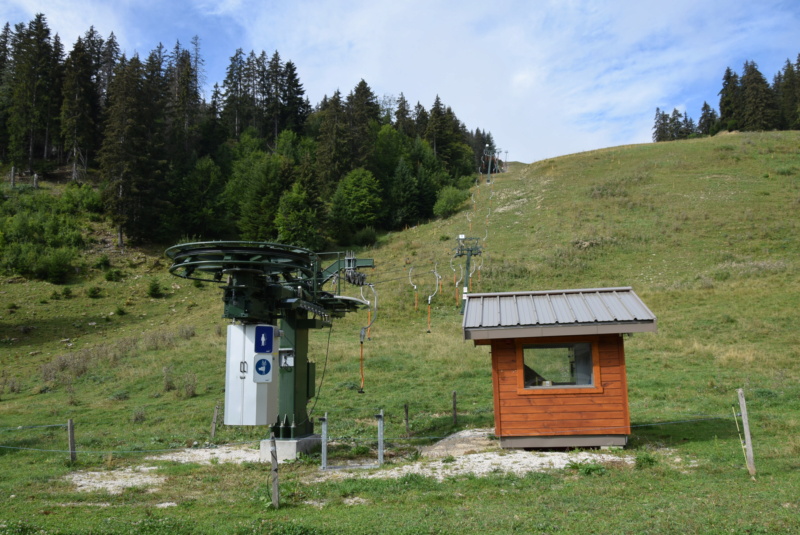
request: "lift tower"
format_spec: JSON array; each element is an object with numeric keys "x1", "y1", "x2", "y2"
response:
[{"x1": 166, "y1": 241, "x2": 373, "y2": 440}]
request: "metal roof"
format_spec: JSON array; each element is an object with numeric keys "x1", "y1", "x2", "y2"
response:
[{"x1": 463, "y1": 287, "x2": 657, "y2": 340}]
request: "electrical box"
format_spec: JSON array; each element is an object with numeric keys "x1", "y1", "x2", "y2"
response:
[{"x1": 224, "y1": 324, "x2": 280, "y2": 426}]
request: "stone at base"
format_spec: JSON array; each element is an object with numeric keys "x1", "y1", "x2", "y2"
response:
[{"x1": 260, "y1": 435, "x2": 321, "y2": 463}]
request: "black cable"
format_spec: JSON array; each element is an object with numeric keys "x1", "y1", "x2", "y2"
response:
[{"x1": 307, "y1": 321, "x2": 333, "y2": 418}]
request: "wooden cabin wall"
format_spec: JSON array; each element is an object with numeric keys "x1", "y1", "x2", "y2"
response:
[{"x1": 491, "y1": 334, "x2": 630, "y2": 437}]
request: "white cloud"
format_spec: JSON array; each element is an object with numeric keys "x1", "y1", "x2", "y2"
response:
[{"x1": 3, "y1": 0, "x2": 799, "y2": 162}]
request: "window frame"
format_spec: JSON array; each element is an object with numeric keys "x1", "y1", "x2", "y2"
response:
[{"x1": 515, "y1": 336, "x2": 603, "y2": 395}]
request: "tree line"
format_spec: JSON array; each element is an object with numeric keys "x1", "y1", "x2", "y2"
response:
[
  {"x1": 652, "y1": 54, "x2": 800, "y2": 142},
  {"x1": 0, "y1": 14, "x2": 498, "y2": 250}
]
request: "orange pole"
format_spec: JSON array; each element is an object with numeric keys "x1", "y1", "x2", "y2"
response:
[{"x1": 367, "y1": 309, "x2": 372, "y2": 339}]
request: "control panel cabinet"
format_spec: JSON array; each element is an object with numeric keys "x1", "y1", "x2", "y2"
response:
[{"x1": 224, "y1": 324, "x2": 280, "y2": 425}]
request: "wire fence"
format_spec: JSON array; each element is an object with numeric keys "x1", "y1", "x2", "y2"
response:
[{"x1": 0, "y1": 405, "x2": 741, "y2": 459}]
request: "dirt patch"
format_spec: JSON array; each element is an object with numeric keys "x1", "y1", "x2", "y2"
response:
[
  {"x1": 65, "y1": 444, "x2": 261, "y2": 495},
  {"x1": 146, "y1": 444, "x2": 261, "y2": 464},
  {"x1": 420, "y1": 428, "x2": 497, "y2": 458},
  {"x1": 65, "y1": 433, "x2": 637, "y2": 493},
  {"x1": 66, "y1": 466, "x2": 164, "y2": 494}
]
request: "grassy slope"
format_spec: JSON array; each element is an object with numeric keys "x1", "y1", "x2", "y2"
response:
[{"x1": 1, "y1": 131, "x2": 799, "y2": 534}]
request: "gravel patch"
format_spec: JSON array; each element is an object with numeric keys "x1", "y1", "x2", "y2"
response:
[
  {"x1": 146, "y1": 444, "x2": 261, "y2": 464},
  {"x1": 366, "y1": 449, "x2": 632, "y2": 481},
  {"x1": 66, "y1": 466, "x2": 164, "y2": 494}
]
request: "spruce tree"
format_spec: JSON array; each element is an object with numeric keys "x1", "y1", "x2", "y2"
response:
[
  {"x1": 314, "y1": 90, "x2": 349, "y2": 196},
  {"x1": 718, "y1": 67, "x2": 741, "y2": 131},
  {"x1": 281, "y1": 60, "x2": 309, "y2": 135},
  {"x1": 276, "y1": 181, "x2": 323, "y2": 249},
  {"x1": 697, "y1": 102, "x2": 719, "y2": 136},
  {"x1": 0, "y1": 23, "x2": 11, "y2": 160},
  {"x1": 345, "y1": 79, "x2": 380, "y2": 168},
  {"x1": 740, "y1": 61, "x2": 777, "y2": 131},
  {"x1": 60, "y1": 36, "x2": 97, "y2": 180},
  {"x1": 8, "y1": 14, "x2": 56, "y2": 172},
  {"x1": 394, "y1": 92, "x2": 413, "y2": 136}
]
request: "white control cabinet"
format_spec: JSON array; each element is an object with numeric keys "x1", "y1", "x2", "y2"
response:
[{"x1": 224, "y1": 324, "x2": 280, "y2": 426}]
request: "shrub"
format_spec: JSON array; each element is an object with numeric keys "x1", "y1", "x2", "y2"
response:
[
  {"x1": 105, "y1": 268, "x2": 124, "y2": 282},
  {"x1": 181, "y1": 373, "x2": 198, "y2": 398},
  {"x1": 163, "y1": 366, "x2": 176, "y2": 392},
  {"x1": 94, "y1": 255, "x2": 111, "y2": 269},
  {"x1": 147, "y1": 279, "x2": 164, "y2": 298},
  {"x1": 635, "y1": 451, "x2": 658, "y2": 469},
  {"x1": 86, "y1": 286, "x2": 102, "y2": 299},
  {"x1": 433, "y1": 186, "x2": 469, "y2": 219},
  {"x1": 353, "y1": 226, "x2": 378, "y2": 247}
]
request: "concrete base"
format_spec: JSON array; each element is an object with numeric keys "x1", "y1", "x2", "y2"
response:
[
  {"x1": 500, "y1": 435, "x2": 628, "y2": 449},
  {"x1": 260, "y1": 435, "x2": 321, "y2": 463}
]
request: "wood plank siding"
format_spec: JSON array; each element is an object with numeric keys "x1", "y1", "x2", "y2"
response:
[{"x1": 491, "y1": 334, "x2": 629, "y2": 437}]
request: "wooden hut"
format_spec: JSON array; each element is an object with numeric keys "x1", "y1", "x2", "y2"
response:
[{"x1": 462, "y1": 287, "x2": 656, "y2": 448}]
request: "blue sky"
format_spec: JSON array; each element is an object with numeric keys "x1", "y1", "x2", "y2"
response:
[{"x1": 2, "y1": 0, "x2": 799, "y2": 163}]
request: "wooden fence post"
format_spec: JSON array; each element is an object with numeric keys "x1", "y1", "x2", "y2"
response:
[
  {"x1": 452, "y1": 391, "x2": 458, "y2": 426},
  {"x1": 270, "y1": 433, "x2": 279, "y2": 508},
  {"x1": 210, "y1": 404, "x2": 219, "y2": 440},
  {"x1": 737, "y1": 388, "x2": 756, "y2": 477},
  {"x1": 67, "y1": 419, "x2": 76, "y2": 462},
  {"x1": 404, "y1": 403, "x2": 410, "y2": 437}
]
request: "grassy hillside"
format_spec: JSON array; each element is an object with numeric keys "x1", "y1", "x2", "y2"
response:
[{"x1": 1, "y1": 131, "x2": 799, "y2": 534}]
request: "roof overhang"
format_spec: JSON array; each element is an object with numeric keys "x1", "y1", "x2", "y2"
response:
[{"x1": 462, "y1": 287, "x2": 657, "y2": 341}]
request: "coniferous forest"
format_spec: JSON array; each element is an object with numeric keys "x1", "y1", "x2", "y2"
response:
[
  {"x1": 0, "y1": 14, "x2": 498, "y2": 262},
  {"x1": 652, "y1": 55, "x2": 800, "y2": 141}
]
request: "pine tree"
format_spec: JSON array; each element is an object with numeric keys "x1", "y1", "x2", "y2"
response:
[
  {"x1": 425, "y1": 95, "x2": 446, "y2": 155},
  {"x1": 314, "y1": 90, "x2": 349, "y2": 196},
  {"x1": 345, "y1": 79, "x2": 380, "y2": 168},
  {"x1": 668, "y1": 108, "x2": 683, "y2": 140},
  {"x1": 391, "y1": 157, "x2": 420, "y2": 228},
  {"x1": 60, "y1": 36, "x2": 97, "y2": 180},
  {"x1": 412, "y1": 101, "x2": 428, "y2": 138},
  {"x1": 281, "y1": 60, "x2": 309, "y2": 135},
  {"x1": 221, "y1": 48, "x2": 247, "y2": 138},
  {"x1": 98, "y1": 32, "x2": 119, "y2": 110},
  {"x1": 719, "y1": 67, "x2": 741, "y2": 131},
  {"x1": 330, "y1": 168, "x2": 383, "y2": 242},
  {"x1": 697, "y1": 101, "x2": 719, "y2": 136},
  {"x1": 773, "y1": 59, "x2": 799, "y2": 129},
  {"x1": 0, "y1": 22, "x2": 11, "y2": 160},
  {"x1": 166, "y1": 41, "x2": 200, "y2": 160},
  {"x1": 394, "y1": 92, "x2": 413, "y2": 136},
  {"x1": 264, "y1": 50, "x2": 284, "y2": 146},
  {"x1": 740, "y1": 61, "x2": 777, "y2": 131},
  {"x1": 7, "y1": 14, "x2": 56, "y2": 172},
  {"x1": 276, "y1": 181, "x2": 323, "y2": 249},
  {"x1": 99, "y1": 54, "x2": 148, "y2": 246}
]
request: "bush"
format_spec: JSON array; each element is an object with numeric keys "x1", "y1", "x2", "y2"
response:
[
  {"x1": 147, "y1": 279, "x2": 164, "y2": 298},
  {"x1": 86, "y1": 286, "x2": 102, "y2": 299},
  {"x1": 105, "y1": 268, "x2": 124, "y2": 282},
  {"x1": 94, "y1": 255, "x2": 111, "y2": 269},
  {"x1": 353, "y1": 226, "x2": 378, "y2": 247},
  {"x1": 433, "y1": 186, "x2": 469, "y2": 219}
]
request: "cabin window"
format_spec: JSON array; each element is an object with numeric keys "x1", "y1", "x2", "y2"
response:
[{"x1": 522, "y1": 343, "x2": 594, "y2": 389}]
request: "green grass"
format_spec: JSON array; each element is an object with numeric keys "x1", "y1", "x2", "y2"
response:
[{"x1": 2, "y1": 131, "x2": 800, "y2": 533}]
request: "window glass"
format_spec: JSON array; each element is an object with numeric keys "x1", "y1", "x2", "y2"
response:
[{"x1": 522, "y1": 343, "x2": 593, "y2": 388}]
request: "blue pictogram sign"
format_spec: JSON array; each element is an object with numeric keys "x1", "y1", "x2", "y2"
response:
[
  {"x1": 255, "y1": 358, "x2": 272, "y2": 376},
  {"x1": 254, "y1": 325, "x2": 274, "y2": 353}
]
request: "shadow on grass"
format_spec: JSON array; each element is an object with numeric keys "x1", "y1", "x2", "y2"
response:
[{"x1": 630, "y1": 417, "x2": 737, "y2": 447}]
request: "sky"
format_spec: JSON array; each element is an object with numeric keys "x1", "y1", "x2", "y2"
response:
[{"x1": 2, "y1": 0, "x2": 799, "y2": 164}]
